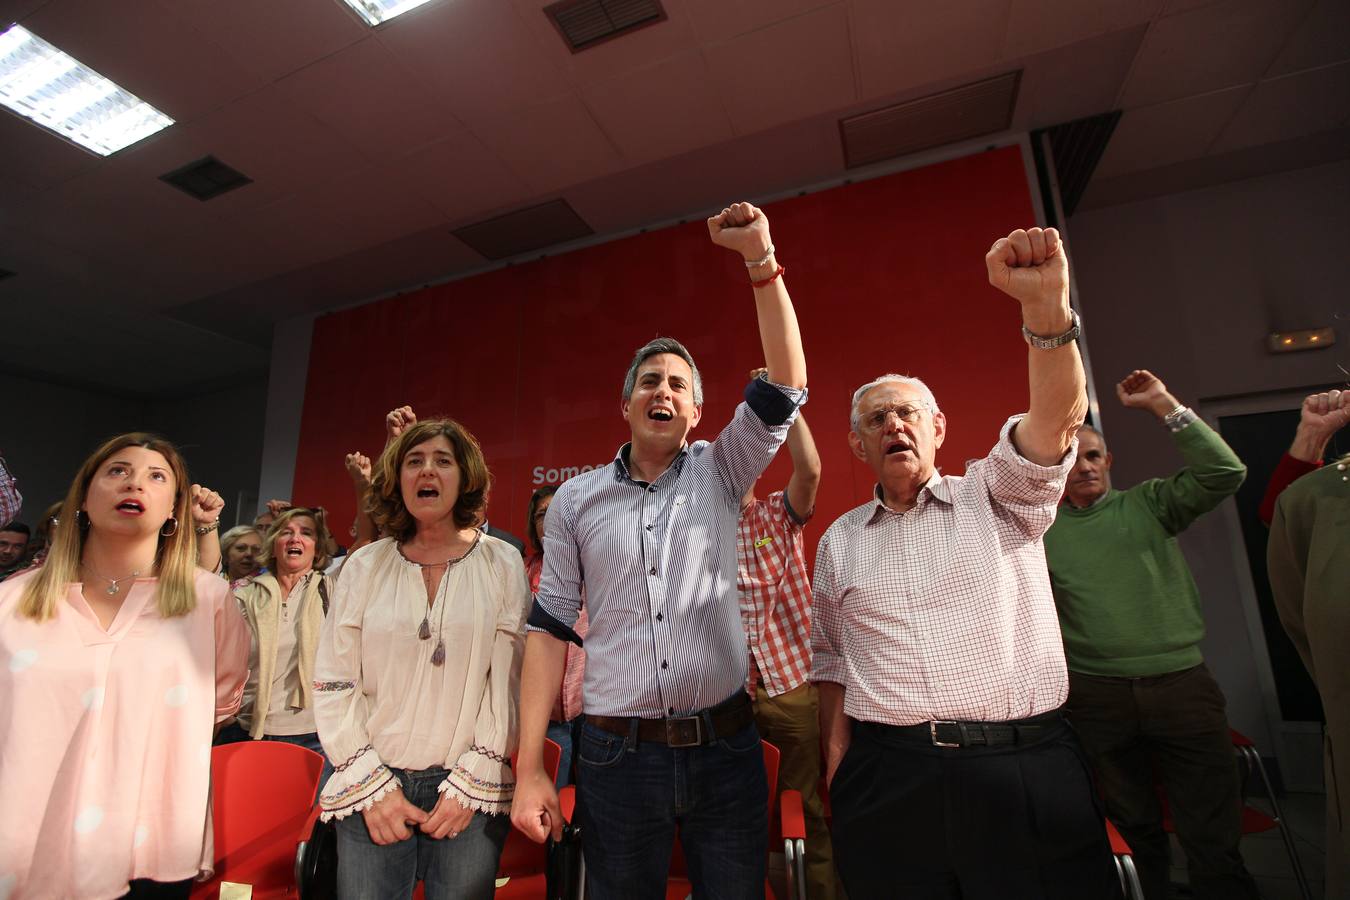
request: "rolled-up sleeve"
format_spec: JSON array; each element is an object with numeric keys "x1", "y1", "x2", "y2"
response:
[
  {"x1": 809, "y1": 527, "x2": 847, "y2": 686},
  {"x1": 983, "y1": 415, "x2": 1076, "y2": 540},
  {"x1": 711, "y1": 378, "x2": 807, "y2": 501},
  {"x1": 529, "y1": 483, "x2": 584, "y2": 640}
]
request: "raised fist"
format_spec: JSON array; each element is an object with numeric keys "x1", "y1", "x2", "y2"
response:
[
  {"x1": 190, "y1": 484, "x2": 224, "y2": 526},
  {"x1": 707, "y1": 202, "x2": 772, "y2": 262},
  {"x1": 386, "y1": 406, "x2": 417, "y2": 442},
  {"x1": 1300, "y1": 389, "x2": 1350, "y2": 437},
  {"x1": 985, "y1": 227, "x2": 1068, "y2": 309},
  {"x1": 1116, "y1": 369, "x2": 1173, "y2": 414},
  {"x1": 345, "y1": 451, "x2": 372, "y2": 488},
  {"x1": 747, "y1": 366, "x2": 768, "y2": 381},
  {"x1": 265, "y1": 499, "x2": 293, "y2": 518}
]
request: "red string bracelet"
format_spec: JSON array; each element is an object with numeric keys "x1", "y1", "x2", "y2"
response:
[{"x1": 750, "y1": 264, "x2": 785, "y2": 289}]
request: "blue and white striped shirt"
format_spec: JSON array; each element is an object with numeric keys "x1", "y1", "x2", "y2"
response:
[{"x1": 532, "y1": 379, "x2": 806, "y2": 718}]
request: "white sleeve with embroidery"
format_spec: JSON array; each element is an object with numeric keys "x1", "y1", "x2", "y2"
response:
[
  {"x1": 312, "y1": 546, "x2": 400, "y2": 822},
  {"x1": 440, "y1": 547, "x2": 530, "y2": 814}
]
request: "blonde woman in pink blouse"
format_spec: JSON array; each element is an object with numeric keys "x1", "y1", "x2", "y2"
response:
[
  {"x1": 313, "y1": 418, "x2": 529, "y2": 899},
  {"x1": 0, "y1": 433, "x2": 250, "y2": 899}
]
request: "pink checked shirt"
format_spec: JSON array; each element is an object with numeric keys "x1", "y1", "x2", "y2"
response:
[
  {"x1": 811, "y1": 416, "x2": 1074, "y2": 726},
  {"x1": 737, "y1": 491, "x2": 814, "y2": 698},
  {"x1": 527, "y1": 553, "x2": 587, "y2": 722}
]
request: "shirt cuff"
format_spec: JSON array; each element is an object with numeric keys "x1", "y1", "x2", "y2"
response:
[
  {"x1": 319, "y1": 745, "x2": 401, "y2": 822},
  {"x1": 998, "y1": 415, "x2": 1077, "y2": 477},
  {"x1": 745, "y1": 375, "x2": 807, "y2": 427},
  {"x1": 527, "y1": 598, "x2": 583, "y2": 646},
  {"x1": 441, "y1": 745, "x2": 516, "y2": 815},
  {"x1": 810, "y1": 651, "x2": 847, "y2": 685}
]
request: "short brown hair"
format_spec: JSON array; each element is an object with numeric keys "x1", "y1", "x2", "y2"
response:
[
  {"x1": 258, "y1": 507, "x2": 336, "y2": 572},
  {"x1": 367, "y1": 419, "x2": 491, "y2": 540}
]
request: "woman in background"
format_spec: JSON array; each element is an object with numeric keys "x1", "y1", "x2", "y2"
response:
[
  {"x1": 220, "y1": 524, "x2": 264, "y2": 583},
  {"x1": 0, "y1": 433, "x2": 249, "y2": 898}
]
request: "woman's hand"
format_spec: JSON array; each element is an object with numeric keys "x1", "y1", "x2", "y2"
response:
[
  {"x1": 361, "y1": 788, "x2": 429, "y2": 845},
  {"x1": 421, "y1": 791, "x2": 474, "y2": 839}
]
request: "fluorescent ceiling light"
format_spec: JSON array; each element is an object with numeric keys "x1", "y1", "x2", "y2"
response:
[
  {"x1": 0, "y1": 24, "x2": 173, "y2": 156},
  {"x1": 339, "y1": 0, "x2": 438, "y2": 26}
]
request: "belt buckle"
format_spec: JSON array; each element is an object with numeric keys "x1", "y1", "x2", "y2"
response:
[
  {"x1": 665, "y1": 715, "x2": 703, "y2": 748},
  {"x1": 929, "y1": 721, "x2": 961, "y2": 748}
]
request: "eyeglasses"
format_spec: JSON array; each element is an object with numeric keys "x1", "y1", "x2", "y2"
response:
[{"x1": 859, "y1": 403, "x2": 930, "y2": 432}]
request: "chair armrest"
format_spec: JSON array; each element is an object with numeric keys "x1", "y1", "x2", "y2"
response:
[
  {"x1": 779, "y1": 789, "x2": 806, "y2": 841},
  {"x1": 559, "y1": 784, "x2": 576, "y2": 823},
  {"x1": 1229, "y1": 728, "x2": 1254, "y2": 748}
]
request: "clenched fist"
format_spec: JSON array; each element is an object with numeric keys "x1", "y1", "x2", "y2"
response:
[
  {"x1": 386, "y1": 406, "x2": 417, "y2": 443},
  {"x1": 1117, "y1": 369, "x2": 1181, "y2": 419},
  {"x1": 708, "y1": 202, "x2": 772, "y2": 263},
  {"x1": 190, "y1": 484, "x2": 224, "y2": 526},
  {"x1": 1300, "y1": 390, "x2": 1349, "y2": 437},
  {"x1": 345, "y1": 451, "x2": 372, "y2": 489},
  {"x1": 986, "y1": 227, "x2": 1069, "y2": 314}
]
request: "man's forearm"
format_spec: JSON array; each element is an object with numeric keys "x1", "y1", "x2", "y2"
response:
[
  {"x1": 1289, "y1": 424, "x2": 1334, "y2": 464},
  {"x1": 817, "y1": 680, "x2": 851, "y2": 780},
  {"x1": 516, "y1": 632, "x2": 569, "y2": 776},
  {"x1": 750, "y1": 254, "x2": 807, "y2": 390},
  {"x1": 1020, "y1": 329, "x2": 1087, "y2": 466}
]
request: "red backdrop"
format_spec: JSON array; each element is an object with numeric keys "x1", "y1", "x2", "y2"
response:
[{"x1": 293, "y1": 145, "x2": 1039, "y2": 567}]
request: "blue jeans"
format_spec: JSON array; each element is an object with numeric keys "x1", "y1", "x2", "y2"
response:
[
  {"x1": 335, "y1": 765, "x2": 509, "y2": 900},
  {"x1": 546, "y1": 718, "x2": 580, "y2": 788},
  {"x1": 575, "y1": 718, "x2": 768, "y2": 900}
]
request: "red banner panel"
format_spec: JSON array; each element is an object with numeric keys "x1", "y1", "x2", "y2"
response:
[{"x1": 293, "y1": 145, "x2": 1039, "y2": 567}]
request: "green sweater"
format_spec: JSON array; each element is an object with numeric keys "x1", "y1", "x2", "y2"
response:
[{"x1": 1044, "y1": 419, "x2": 1247, "y2": 676}]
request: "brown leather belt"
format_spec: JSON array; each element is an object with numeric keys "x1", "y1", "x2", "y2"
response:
[{"x1": 585, "y1": 692, "x2": 753, "y2": 748}]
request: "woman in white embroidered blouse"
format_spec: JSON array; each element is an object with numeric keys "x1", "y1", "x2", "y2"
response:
[{"x1": 313, "y1": 418, "x2": 529, "y2": 899}]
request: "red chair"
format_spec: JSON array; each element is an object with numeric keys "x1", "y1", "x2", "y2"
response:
[
  {"x1": 1157, "y1": 729, "x2": 1312, "y2": 900},
  {"x1": 191, "y1": 741, "x2": 325, "y2": 899},
  {"x1": 1105, "y1": 818, "x2": 1144, "y2": 900}
]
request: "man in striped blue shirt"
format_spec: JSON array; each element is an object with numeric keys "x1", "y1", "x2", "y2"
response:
[{"x1": 511, "y1": 202, "x2": 808, "y2": 899}]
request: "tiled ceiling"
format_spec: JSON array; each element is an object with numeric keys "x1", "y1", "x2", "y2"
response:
[{"x1": 0, "y1": 0, "x2": 1346, "y2": 395}]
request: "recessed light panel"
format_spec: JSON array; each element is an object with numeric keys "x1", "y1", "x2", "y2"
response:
[
  {"x1": 339, "y1": 0, "x2": 439, "y2": 26},
  {"x1": 0, "y1": 24, "x2": 173, "y2": 156}
]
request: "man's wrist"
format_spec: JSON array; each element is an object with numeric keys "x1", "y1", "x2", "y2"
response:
[
  {"x1": 1289, "y1": 428, "x2": 1331, "y2": 463},
  {"x1": 746, "y1": 252, "x2": 778, "y2": 277},
  {"x1": 1020, "y1": 302, "x2": 1072, "y2": 337},
  {"x1": 1148, "y1": 393, "x2": 1183, "y2": 420}
]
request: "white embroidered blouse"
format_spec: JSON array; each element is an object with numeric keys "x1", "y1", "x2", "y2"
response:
[{"x1": 312, "y1": 535, "x2": 529, "y2": 821}]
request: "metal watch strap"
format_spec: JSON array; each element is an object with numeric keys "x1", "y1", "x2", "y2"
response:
[{"x1": 1022, "y1": 309, "x2": 1080, "y2": 350}]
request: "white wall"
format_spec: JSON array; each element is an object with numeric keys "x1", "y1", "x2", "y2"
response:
[{"x1": 1068, "y1": 160, "x2": 1350, "y2": 754}]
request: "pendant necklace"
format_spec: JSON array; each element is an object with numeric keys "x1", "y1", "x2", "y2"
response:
[
  {"x1": 414, "y1": 531, "x2": 481, "y2": 666},
  {"x1": 86, "y1": 568, "x2": 141, "y2": 596}
]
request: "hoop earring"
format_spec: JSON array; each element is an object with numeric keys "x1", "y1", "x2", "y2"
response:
[
  {"x1": 75, "y1": 509, "x2": 90, "y2": 531},
  {"x1": 160, "y1": 517, "x2": 178, "y2": 537}
]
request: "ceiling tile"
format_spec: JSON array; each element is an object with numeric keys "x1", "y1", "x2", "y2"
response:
[
  {"x1": 703, "y1": 4, "x2": 855, "y2": 135},
  {"x1": 1118, "y1": 0, "x2": 1316, "y2": 107},
  {"x1": 581, "y1": 51, "x2": 735, "y2": 165},
  {"x1": 278, "y1": 36, "x2": 463, "y2": 163},
  {"x1": 511, "y1": 0, "x2": 699, "y2": 87},
  {"x1": 380, "y1": 129, "x2": 534, "y2": 223},
  {"x1": 20, "y1": 0, "x2": 266, "y2": 122},
  {"x1": 167, "y1": 0, "x2": 366, "y2": 84},
  {"x1": 375, "y1": 0, "x2": 574, "y2": 122},
  {"x1": 468, "y1": 95, "x2": 623, "y2": 195},
  {"x1": 1012, "y1": 25, "x2": 1147, "y2": 130},
  {"x1": 851, "y1": 0, "x2": 1014, "y2": 100},
  {"x1": 1002, "y1": 0, "x2": 1163, "y2": 59},
  {"x1": 1211, "y1": 61, "x2": 1350, "y2": 153},
  {"x1": 682, "y1": 0, "x2": 838, "y2": 43},
  {"x1": 1265, "y1": 0, "x2": 1350, "y2": 77},
  {"x1": 0, "y1": 109, "x2": 103, "y2": 192},
  {"x1": 1094, "y1": 84, "x2": 1252, "y2": 177}
]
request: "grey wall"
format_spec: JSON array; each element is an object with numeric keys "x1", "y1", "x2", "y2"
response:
[
  {"x1": 1067, "y1": 160, "x2": 1350, "y2": 750},
  {"x1": 0, "y1": 372, "x2": 266, "y2": 531}
]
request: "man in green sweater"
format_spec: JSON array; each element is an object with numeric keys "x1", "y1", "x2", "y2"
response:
[{"x1": 1044, "y1": 368, "x2": 1257, "y2": 900}]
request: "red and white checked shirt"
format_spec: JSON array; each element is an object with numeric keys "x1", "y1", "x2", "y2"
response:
[
  {"x1": 737, "y1": 491, "x2": 813, "y2": 698},
  {"x1": 811, "y1": 416, "x2": 1074, "y2": 726}
]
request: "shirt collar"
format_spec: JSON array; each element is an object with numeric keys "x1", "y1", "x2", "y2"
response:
[
  {"x1": 867, "y1": 472, "x2": 949, "y2": 524},
  {"x1": 613, "y1": 442, "x2": 689, "y2": 485}
]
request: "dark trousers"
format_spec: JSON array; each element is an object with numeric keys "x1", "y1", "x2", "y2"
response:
[
  {"x1": 574, "y1": 718, "x2": 768, "y2": 900},
  {"x1": 830, "y1": 714, "x2": 1118, "y2": 899},
  {"x1": 1066, "y1": 664, "x2": 1259, "y2": 900}
]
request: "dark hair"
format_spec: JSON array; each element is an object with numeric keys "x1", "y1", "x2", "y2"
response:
[
  {"x1": 367, "y1": 418, "x2": 491, "y2": 539},
  {"x1": 0, "y1": 521, "x2": 30, "y2": 537},
  {"x1": 526, "y1": 484, "x2": 558, "y2": 553},
  {"x1": 621, "y1": 337, "x2": 703, "y2": 406}
]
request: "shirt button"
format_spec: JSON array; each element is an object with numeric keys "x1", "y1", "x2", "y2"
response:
[
  {"x1": 645, "y1": 524, "x2": 653, "y2": 531},
  {"x1": 668, "y1": 707, "x2": 675, "y2": 715},
  {"x1": 655, "y1": 612, "x2": 663, "y2": 622},
  {"x1": 648, "y1": 486, "x2": 656, "y2": 493},
  {"x1": 661, "y1": 660, "x2": 668, "y2": 669},
  {"x1": 650, "y1": 566, "x2": 657, "y2": 575}
]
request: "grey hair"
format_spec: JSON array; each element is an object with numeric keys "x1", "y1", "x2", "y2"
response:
[
  {"x1": 849, "y1": 374, "x2": 939, "y2": 430},
  {"x1": 621, "y1": 337, "x2": 704, "y2": 407},
  {"x1": 219, "y1": 524, "x2": 261, "y2": 556}
]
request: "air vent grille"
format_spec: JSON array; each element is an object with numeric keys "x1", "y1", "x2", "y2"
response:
[
  {"x1": 545, "y1": 0, "x2": 666, "y2": 53},
  {"x1": 1037, "y1": 111, "x2": 1121, "y2": 217},
  {"x1": 840, "y1": 71, "x2": 1021, "y2": 169},
  {"x1": 452, "y1": 199, "x2": 595, "y2": 261},
  {"x1": 159, "y1": 155, "x2": 252, "y2": 201}
]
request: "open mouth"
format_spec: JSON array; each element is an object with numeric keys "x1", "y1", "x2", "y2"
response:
[
  {"x1": 115, "y1": 500, "x2": 145, "y2": 513},
  {"x1": 648, "y1": 408, "x2": 674, "y2": 422},
  {"x1": 285, "y1": 546, "x2": 304, "y2": 558},
  {"x1": 885, "y1": 440, "x2": 912, "y2": 456},
  {"x1": 416, "y1": 487, "x2": 440, "y2": 499}
]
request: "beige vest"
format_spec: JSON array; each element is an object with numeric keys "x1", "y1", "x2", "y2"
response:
[{"x1": 235, "y1": 571, "x2": 328, "y2": 738}]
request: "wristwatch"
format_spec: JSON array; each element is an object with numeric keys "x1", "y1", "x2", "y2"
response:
[{"x1": 1022, "y1": 309, "x2": 1080, "y2": 350}]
